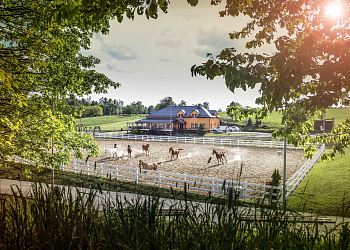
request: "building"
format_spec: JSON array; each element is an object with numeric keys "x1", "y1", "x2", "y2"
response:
[
  {"x1": 314, "y1": 118, "x2": 335, "y2": 131},
  {"x1": 127, "y1": 105, "x2": 221, "y2": 133}
]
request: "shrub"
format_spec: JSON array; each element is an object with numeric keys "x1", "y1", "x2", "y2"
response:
[
  {"x1": 132, "y1": 128, "x2": 139, "y2": 134},
  {"x1": 197, "y1": 123, "x2": 207, "y2": 136}
]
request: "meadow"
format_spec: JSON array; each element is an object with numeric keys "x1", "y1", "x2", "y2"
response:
[{"x1": 79, "y1": 114, "x2": 146, "y2": 131}]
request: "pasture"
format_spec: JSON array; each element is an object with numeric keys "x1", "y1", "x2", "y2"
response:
[{"x1": 83, "y1": 138, "x2": 307, "y2": 186}]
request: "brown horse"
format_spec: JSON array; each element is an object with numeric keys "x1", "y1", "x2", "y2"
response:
[
  {"x1": 142, "y1": 144, "x2": 150, "y2": 154},
  {"x1": 212, "y1": 150, "x2": 227, "y2": 164},
  {"x1": 169, "y1": 147, "x2": 184, "y2": 159},
  {"x1": 139, "y1": 160, "x2": 161, "y2": 173},
  {"x1": 127, "y1": 145, "x2": 132, "y2": 157}
]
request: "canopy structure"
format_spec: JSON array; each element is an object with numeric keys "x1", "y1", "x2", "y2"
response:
[{"x1": 127, "y1": 118, "x2": 187, "y2": 132}]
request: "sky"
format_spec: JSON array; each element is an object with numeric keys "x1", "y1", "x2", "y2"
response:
[{"x1": 84, "y1": 0, "x2": 277, "y2": 111}]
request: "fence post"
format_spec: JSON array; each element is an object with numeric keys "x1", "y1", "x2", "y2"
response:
[
  {"x1": 158, "y1": 172, "x2": 161, "y2": 188},
  {"x1": 61, "y1": 164, "x2": 64, "y2": 171},
  {"x1": 220, "y1": 139, "x2": 222, "y2": 145},
  {"x1": 136, "y1": 168, "x2": 139, "y2": 184},
  {"x1": 116, "y1": 166, "x2": 118, "y2": 180},
  {"x1": 100, "y1": 163, "x2": 103, "y2": 177},
  {"x1": 184, "y1": 174, "x2": 186, "y2": 187},
  {"x1": 243, "y1": 182, "x2": 247, "y2": 202},
  {"x1": 258, "y1": 140, "x2": 260, "y2": 147},
  {"x1": 238, "y1": 139, "x2": 240, "y2": 147},
  {"x1": 74, "y1": 162, "x2": 76, "y2": 173},
  {"x1": 212, "y1": 178, "x2": 215, "y2": 197},
  {"x1": 87, "y1": 162, "x2": 90, "y2": 175}
]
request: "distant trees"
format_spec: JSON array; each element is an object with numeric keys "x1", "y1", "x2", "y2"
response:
[
  {"x1": 155, "y1": 97, "x2": 176, "y2": 110},
  {"x1": 178, "y1": 100, "x2": 187, "y2": 106},
  {"x1": 82, "y1": 106, "x2": 103, "y2": 117},
  {"x1": 124, "y1": 101, "x2": 148, "y2": 114},
  {"x1": 99, "y1": 97, "x2": 124, "y2": 115},
  {"x1": 227, "y1": 101, "x2": 241, "y2": 121},
  {"x1": 202, "y1": 102, "x2": 209, "y2": 110}
]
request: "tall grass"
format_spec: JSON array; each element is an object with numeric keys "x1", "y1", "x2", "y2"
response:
[{"x1": 1, "y1": 183, "x2": 350, "y2": 249}]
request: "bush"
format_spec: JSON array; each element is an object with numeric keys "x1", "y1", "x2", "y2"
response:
[
  {"x1": 271, "y1": 169, "x2": 281, "y2": 186},
  {"x1": 132, "y1": 128, "x2": 139, "y2": 134},
  {"x1": 197, "y1": 123, "x2": 207, "y2": 136}
]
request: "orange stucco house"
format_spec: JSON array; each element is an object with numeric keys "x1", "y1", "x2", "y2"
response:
[{"x1": 128, "y1": 105, "x2": 221, "y2": 133}]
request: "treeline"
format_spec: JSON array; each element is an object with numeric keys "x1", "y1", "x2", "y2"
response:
[{"x1": 67, "y1": 96, "x2": 211, "y2": 118}]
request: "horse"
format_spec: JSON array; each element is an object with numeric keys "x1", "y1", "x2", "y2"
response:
[
  {"x1": 139, "y1": 160, "x2": 161, "y2": 173},
  {"x1": 212, "y1": 149, "x2": 227, "y2": 164},
  {"x1": 105, "y1": 147, "x2": 118, "y2": 159},
  {"x1": 127, "y1": 145, "x2": 132, "y2": 157},
  {"x1": 169, "y1": 147, "x2": 184, "y2": 159},
  {"x1": 142, "y1": 144, "x2": 150, "y2": 154}
]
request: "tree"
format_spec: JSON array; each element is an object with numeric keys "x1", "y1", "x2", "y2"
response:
[
  {"x1": 227, "y1": 101, "x2": 241, "y2": 121},
  {"x1": 191, "y1": 1, "x2": 350, "y2": 159},
  {"x1": 197, "y1": 123, "x2": 207, "y2": 136},
  {"x1": 148, "y1": 105, "x2": 154, "y2": 113},
  {"x1": 82, "y1": 106, "x2": 103, "y2": 117},
  {"x1": 202, "y1": 101, "x2": 209, "y2": 110},
  {"x1": 178, "y1": 100, "x2": 187, "y2": 106},
  {"x1": 154, "y1": 96, "x2": 176, "y2": 110},
  {"x1": 0, "y1": 0, "x2": 170, "y2": 167}
]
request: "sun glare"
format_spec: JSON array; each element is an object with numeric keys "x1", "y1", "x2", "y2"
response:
[{"x1": 324, "y1": 2, "x2": 343, "y2": 18}]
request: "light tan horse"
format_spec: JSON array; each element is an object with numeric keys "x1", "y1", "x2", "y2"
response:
[
  {"x1": 142, "y1": 144, "x2": 150, "y2": 154},
  {"x1": 212, "y1": 149, "x2": 227, "y2": 164},
  {"x1": 169, "y1": 147, "x2": 184, "y2": 159},
  {"x1": 139, "y1": 160, "x2": 161, "y2": 173}
]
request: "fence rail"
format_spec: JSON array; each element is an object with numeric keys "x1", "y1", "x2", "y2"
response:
[
  {"x1": 11, "y1": 140, "x2": 325, "y2": 204},
  {"x1": 285, "y1": 144, "x2": 325, "y2": 198},
  {"x1": 94, "y1": 133, "x2": 302, "y2": 149}
]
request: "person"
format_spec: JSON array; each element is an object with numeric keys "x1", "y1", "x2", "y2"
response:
[{"x1": 114, "y1": 144, "x2": 118, "y2": 148}]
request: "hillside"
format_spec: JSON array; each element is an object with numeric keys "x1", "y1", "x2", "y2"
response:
[
  {"x1": 219, "y1": 108, "x2": 350, "y2": 131},
  {"x1": 78, "y1": 114, "x2": 146, "y2": 131}
]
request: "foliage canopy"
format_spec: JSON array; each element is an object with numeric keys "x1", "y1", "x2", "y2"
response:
[
  {"x1": 191, "y1": 0, "x2": 350, "y2": 159},
  {"x1": 0, "y1": 0, "x2": 170, "y2": 167}
]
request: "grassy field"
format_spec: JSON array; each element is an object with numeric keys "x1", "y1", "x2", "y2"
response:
[
  {"x1": 220, "y1": 108, "x2": 350, "y2": 131},
  {"x1": 79, "y1": 114, "x2": 146, "y2": 131},
  {"x1": 288, "y1": 147, "x2": 350, "y2": 217}
]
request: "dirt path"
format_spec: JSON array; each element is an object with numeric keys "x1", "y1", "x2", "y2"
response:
[{"x1": 83, "y1": 139, "x2": 307, "y2": 185}]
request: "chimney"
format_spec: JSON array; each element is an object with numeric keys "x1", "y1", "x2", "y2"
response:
[{"x1": 198, "y1": 104, "x2": 201, "y2": 108}]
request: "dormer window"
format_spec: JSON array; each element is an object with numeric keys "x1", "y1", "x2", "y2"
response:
[{"x1": 191, "y1": 114, "x2": 197, "y2": 118}]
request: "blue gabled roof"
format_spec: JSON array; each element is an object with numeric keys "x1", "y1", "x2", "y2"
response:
[{"x1": 146, "y1": 106, "x2": 218, "y2": 118}]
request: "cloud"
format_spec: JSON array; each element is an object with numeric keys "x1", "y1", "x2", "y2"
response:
[
  {"x1": 102, "y1": 44, "x2": 139, "y2": 61},
  {"x1": 107, "y1": 64, "x2": 134, "y2": 73},
  {"x1": 155, "y1": 40, "x2": 182, "y2": 49},
  {"x1": 160, "y1": 28, "x2": 175, "y2": 37},
  {"x1": 194, "y1": 26, "x2": 236, "y2": 58},
  {"x1": 158, "y1": 58, "x2": 183, "y2": 64}
]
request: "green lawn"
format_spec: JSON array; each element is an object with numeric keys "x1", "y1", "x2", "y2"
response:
[
  {"x1": 288, "y1": 147, "x2": 350, "y2": 217},
  {"x1": 78, "y1": 114, "x2": 146, "y2": 131},
  {"x1": 324, "y1": 108, "x2": 350, "y2": 125},
  {"x1": 220, "y1": 108, "x2": 350, "y2": 131}
]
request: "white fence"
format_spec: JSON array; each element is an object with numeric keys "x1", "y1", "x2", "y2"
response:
[
  {"x1": 285, "y1": 144, "x2": 325, "y2": 198},
  {"x1": 59, "y1": 159, "x2": 282, "y2": 202},
  {"x1": 11, "y1": 141, "x2": 325, "y2": 204},
  {"x1": 94, "y1": 133, "x2": 301, "y2": 149}
]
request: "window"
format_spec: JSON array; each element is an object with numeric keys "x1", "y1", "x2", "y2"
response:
[
  {"x1": 191, "y1": 114, "x2": 197, "y2": 118},
  {"x1": 195, "y1": 123, "x2": 198, "y2": 128},
  {"x1": 191, "y1": 123, "x2": 194, "y2": 128}
]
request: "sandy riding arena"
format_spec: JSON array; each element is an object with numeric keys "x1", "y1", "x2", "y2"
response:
[{"x1": 82, "y1": 139, "x2": 307, "y2": 185}]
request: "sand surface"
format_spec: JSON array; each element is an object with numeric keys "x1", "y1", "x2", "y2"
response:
[{"x1": 81, "y1": 139, "x2": 308, "y2": 185}]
